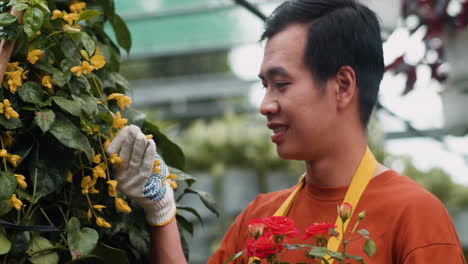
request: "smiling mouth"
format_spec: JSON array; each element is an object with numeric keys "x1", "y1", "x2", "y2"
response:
[{"x1": 270, "y1": 126, "x2": 288, "y2": 143}]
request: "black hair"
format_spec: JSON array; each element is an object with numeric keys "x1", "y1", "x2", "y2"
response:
[{"x1": 261, "y1": 0, "x2": 384, "y2": 128}]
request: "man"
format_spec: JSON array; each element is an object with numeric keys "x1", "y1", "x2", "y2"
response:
[{"x1": 107, "y1": 0, "x2": 466, "y2": 263}]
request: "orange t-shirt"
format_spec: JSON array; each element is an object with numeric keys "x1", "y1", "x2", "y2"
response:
[{"x1": 207, "y1": 170, "x2": 465, "y2": 264}]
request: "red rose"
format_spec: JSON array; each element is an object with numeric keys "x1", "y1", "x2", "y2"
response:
[
  {"x1": 247, "y1": 233, "x2": 284, "y2": 259},
  {"x1": 262, "y1": 216, "x2": 299, "y2": 237},
  {"x1": 247, "y1": 218, "x2": 266, "y2": 238},
  {"x1": 302, "y1": 222, "x2": 338, "y2": 241}
]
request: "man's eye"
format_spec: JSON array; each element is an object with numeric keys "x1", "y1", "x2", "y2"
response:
[{"x1": 275, "y1": 82, "x2": 289, "y2": 88}]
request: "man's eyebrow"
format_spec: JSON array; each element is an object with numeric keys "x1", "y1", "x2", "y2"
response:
[{"x1": 258, "y1": 67, "x2": 290, "y2": 80}]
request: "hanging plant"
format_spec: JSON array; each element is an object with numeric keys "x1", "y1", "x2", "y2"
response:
[
  {"x1": 0, "y1": 0, "x2": 216, "y2": 262},
  {"x1": 385, "y1": 0, "x2": 468, "y2": 94}
]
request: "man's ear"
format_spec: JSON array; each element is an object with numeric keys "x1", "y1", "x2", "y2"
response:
[{"x1": 334, "y1": 65, "x2": 357, "y2": 110}]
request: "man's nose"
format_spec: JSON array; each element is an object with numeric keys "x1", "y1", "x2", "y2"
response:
[{"x1": 259, "y1": 95, "x2": 279, "y2": 117}]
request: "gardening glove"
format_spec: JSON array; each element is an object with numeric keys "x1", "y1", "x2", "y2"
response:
[{"x1": 106, "y1": 125, "x2": 177, "y2": 226}]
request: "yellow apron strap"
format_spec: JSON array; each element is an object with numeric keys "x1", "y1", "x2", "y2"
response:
[
  {"x1": 255, "y1": 146, "x2": 377, "y2": 264},
  {"x1": 326, "y1": 146, "x2": 377, "y2": 263},
  {"x1": 273, "y1": 174, "x2": 305, "y2": 216}
]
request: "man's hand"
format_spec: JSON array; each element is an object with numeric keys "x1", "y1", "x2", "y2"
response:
[{"x1": 106, "y1": 125, "x2": 176, "y2": 226}]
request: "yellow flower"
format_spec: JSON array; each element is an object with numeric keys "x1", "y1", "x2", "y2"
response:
[
  {"x1": 63, "y1": 24, "x2": 81, "y2": 32},
  {"x1": 167, "y1": 173, "x2": 177, "y2": 180},
  {"x1": 0, "y1": 149, "x2": 7, "y2": 157},
  {"x1": 7, "y1": 154, "x2": 21, "y2": 167},
  {"x1": 154, "y1": 159, "x2": 161, "y2": 166},
  {"x1": 66, "y1": 171, "x2": 73, "y2": 183},
  {"x1": 90, "y1": 47, "x2": 105, "y2": 70},
  {"x1": 87, "y1": 208, "x2": 92, "y2": 222},
  {"x1": 70, "y1": 61, "x2": 94, "y2": 77},
  {"x1": 14, "y1": 174, "x2": 27, "y2": 189},
  {"x1": 103, "y1": 139, "x2": 111, "y2": 150},
  {"x1": 1, "y1": 132, "x2": 13, "y2": 148},
  {"x1": 41, "y1": 75, "x2": 55, "y2": 94},
  {"x1": 27, "y1": 49, "x2": 44, "y2": 64},
  {"x1": 51, "y1": 10, "x2": 63, "y2": 20},
  {"x1": 107, "y1": 180, "x2": 118, "y2": 197},
  {"x1": 107, "y1": 93, "x2": 131, "y2": 110},
  {"x1": 8, "y1": 194, "x2": 23, "y2": 211},
  {"x1": 153, "y1": 166, "x2": 160, "y2": 174},
  {"x1": 92, "y1": 204, "x2": 106, "y2": 212},
  {"x1": 92, "y1": 163, "x2": 106, "y2": 179},
  {"x1": 115, "y1": 198, "x2": 131, "y2": 213},
  {"x1": 169, "y1": 181, "x2": 178, "y2": 190},
  {"x1": 81, "y1": 175, "x2": 93, "y2": 189},
  {"x1": 62, "y1": 12, "x2": 79, "y2": 25},
  {"x1": 2, "y1": 99, "x2": 19, "y2": 119},
  {"x1": 96, "y1": 217, "x2": 111, "y2": 228},
  {"x1": 112, "y1": 111, "x2": 127, "y2": 129},
  {"x1": 89, "y1": 187, "x2": 99, "y2": 194},
  {"x1": 36, "y1": 31, "x2": 41, "y2": 36},
  {"x1": 146, "y1": 134, "x2": 153, "y2": 139},
  {"x1": 70, "y1": 1, "x2": 86, "y2": 13},
  {"x1": 4, "y1": 70, "x2": 22, "y2": 94},
  {"x1": 92, "y1": 150, "x2": 101, "y2": 164},
  {"x1": 108, "y1": 153, "x2": 122, "y2": 167}
]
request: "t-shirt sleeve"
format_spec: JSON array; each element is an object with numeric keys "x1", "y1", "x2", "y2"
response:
[
  {"x1": 393, "y1": 187, "x2": 466, "y2": 264},
  {"x1": 402, "y1": 243, "x2": 465, "y2": 263}
]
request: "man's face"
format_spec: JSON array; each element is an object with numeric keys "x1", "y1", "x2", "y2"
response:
[{"x1": 259, "y1": 23, "x2": 337, "y2": 160}]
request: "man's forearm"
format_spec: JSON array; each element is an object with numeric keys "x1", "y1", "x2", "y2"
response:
[{"x1": 150, "y1": 220, "x2": 187, "y2": 264}]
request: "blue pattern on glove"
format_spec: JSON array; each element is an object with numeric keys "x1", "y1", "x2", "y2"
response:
[{"x1": 143, "y1": 152, "x2": 169, "y2": 202}]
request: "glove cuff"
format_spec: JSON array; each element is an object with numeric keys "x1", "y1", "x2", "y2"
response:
[{"x1": 144, "y1": 186, "x2": 177, "y2": 226}]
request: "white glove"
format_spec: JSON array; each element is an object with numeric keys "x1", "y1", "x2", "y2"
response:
[{"x1": 106, "y1": 125, "x2": 176, "y2": 226}]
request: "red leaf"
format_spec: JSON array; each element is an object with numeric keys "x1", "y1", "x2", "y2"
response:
[{"x1": 403, "y1": 66, "x2": 417, "y2": 95}]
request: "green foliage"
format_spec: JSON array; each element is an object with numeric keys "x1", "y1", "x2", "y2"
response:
[{"x1": 0, "y1": 0, "x2": 212, "y2": 262}]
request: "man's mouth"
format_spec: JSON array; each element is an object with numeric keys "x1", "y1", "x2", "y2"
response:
[{"x1": 268, "y1": 123, "x2": 289, "y2": 143}]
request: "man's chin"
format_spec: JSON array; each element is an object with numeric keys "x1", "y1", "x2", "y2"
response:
[{"x1": 276, "y1": 147, "x2": 302, "y2": 160}]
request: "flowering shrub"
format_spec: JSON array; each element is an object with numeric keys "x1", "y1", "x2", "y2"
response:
[
  {"x1": 226, "y1": 204, "x2": 376, "y2": 264},
  {"x1": 0, "y1": 0, "x2": 216, "y2": 263}
]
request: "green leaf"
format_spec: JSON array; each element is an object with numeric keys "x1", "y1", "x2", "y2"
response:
[
  {"x1": 176, "y1": 214, "x2": 193, "y2": 236},
  {"x1": 52, "y1": 70, "x2": 71, "y2": 87},
  {"x1": 307, "y1": 246, "x2": 328, "y2": 258},
  {"x1": 171, "y1": 167, "x2": 196, "y2": 187},
  {"x1": 49, "y1": 114, "x2": 92, "y2": 161},
  {"x1": 18, "y1": 81, "x2": 50, "y2": 106},
  {"x1": 52, "y1": 97, "x2": 81, "y2": 116},
  {"x1": 345, "y1": 253, "x2": 365, "y2": 264},
  {"x1": 358, "y1": 229, "x2": 370, "y2": 239},
  {"x1": 67, "y1": 217, "x2": 98, "y2": 260},
  {"x1": 79, "y1": 10, "x2": 102, "y2": 21},
  {"x1": 0, "y1": 171, "x2": 17, "y2": 200},
  {"x1": 90, "y1": 242, "x2": 129, "y2": 264},
  {"x1": 35, "y1": 109, "x2": 55, "y2": 132},
  {"x1": 0, "y1": 199, "x2": 12, "y2": 217},
  {"x1": 27, "y1": 235, "x2": 59, "y2": 264},
  {"x1": 184, "y1": 188, "x2": 219, "y2": 217},
  {"x1": 110, "y1": 14, "x2": 131, "y2": 52},
  {"x1": 9, "y1": 231, "x2": 30, "y2": 255},
  {"x1": 143, "y1": 120, "x2": 185, "y2": 170},
  {"x1": 12, "y1": 3, "x2": 29, "y2": 12},
  {"x1": 60, "y1": 58, "x2": 81, "y2": 71},
  {"x1": 177, "y1": 206, "x2": 203, "y2": 225},
  {"x1": 80, "y1": 32, "x2": 95, "y2": 56},
  {"x1": 222, "y1": 250, "x2": 244, "y2": 264},
  {"x1": 327, "y1": 250, "x2": 343, "y2": 260},
  {"x1": 23, "y1": 7, "x2": 44, "y2": 39},
  {"x1": 0, "y1": 227, "x2": 11, "y2": 255},
  {"x1": 72, "y1": 94, "x2": 97, "y2": 115},
  {"x1": 364, "y1": 238, "x2": 376, "y2": 257},
  {"x1": 0, "y1": 13, "x2": 17, "y2": 26},
  {"x1": 0, "y1": 115, "x2": 23, "y2": 129},
  {"x1": 0, "y1": 22, "x2": 22, "y2": 40},
  {"x1": 29, "y1": 135, "x2": 74, "y2": 196}
]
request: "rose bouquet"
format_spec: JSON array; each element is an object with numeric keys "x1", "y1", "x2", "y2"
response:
[{"x1": 226, "y1": 203, "x2": 376, "y2": 264}]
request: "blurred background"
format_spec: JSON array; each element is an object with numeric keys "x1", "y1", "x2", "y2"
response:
[{"x1": 108, "y1": 0, "x2": 468, "y2": 262}]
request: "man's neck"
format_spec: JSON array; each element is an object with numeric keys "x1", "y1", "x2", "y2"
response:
[{"x1": 304, "y1": 135, "x2": 371, "y2": 187}]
